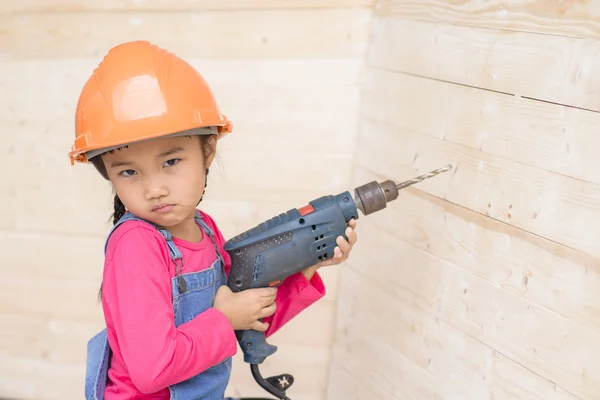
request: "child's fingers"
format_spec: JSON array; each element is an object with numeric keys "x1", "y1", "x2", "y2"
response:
[
  {"x1": 251, "y1": 320, "x2": 270, "y2": 332},
  {"x1": 345, "y1": 227, "x2": 358, "y2": 246},
  {"x1": 336, "y1": 236, "x2": 352, "y2": 257},
  {"x1": 260, "y1": 302, "x2": 277, "y2": 319},
  {"x1": 348, "y1": 219, "x2": 357, "y2": 229},
  {"x1": 318, "y1": 247, "x2": 342, "y2": 267}
]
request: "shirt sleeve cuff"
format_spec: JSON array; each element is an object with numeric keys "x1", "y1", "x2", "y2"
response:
[{"x1": 287, "y1": 270, "x2": 327, "y2": 300}]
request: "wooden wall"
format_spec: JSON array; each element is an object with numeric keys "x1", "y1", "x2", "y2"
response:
[
  {"x1": 328, "y1": 2, "x2": 600, "y2": 400},
  {"x1": 0, "y1": 2, "x2": 371, "y2": 399}
]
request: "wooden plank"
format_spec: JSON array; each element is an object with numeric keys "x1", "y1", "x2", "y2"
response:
[
  {"x1": 355, "y1": 117, "x2": 600, "y2": 259},
  {"x1": 0, "y1": 9, "x2": 370, "y2": 60},
  {"x1": 1, "y1": 0, "x2": 373, "y2": 13},
  {"x1": 351, "y1": 166, "x2": 600, "y2": 335},
  {"x1": 0, "y1": 231, "x2": 105, "y2": 280},
  {"x1": 329, "y1": 267, "x2": 580, "y2": 399},
  {"x1": 0, "y1": 356, "x2": 84, "y2": 400},
  {"x1": 0, "y1": 313, "x2": 102, "y2": 366},
  {"x1": 361, "y1": 67, "x2": 600, "y2": 186},
  {"x1": 0, "y1": 60, "x2": 363, "y2": 101},
  {"x1": 0, "y1": 276, "x2": 103, "y2": 321},
  {"x1": 348, "y1": 224, "x2": 600, "y2": 398},
  {"x1": 328, "y1": 338, "x2": 449, "y2": 399},
  {"x1": 374, "y1": 0, "x2": 600, "y2": 39},
  {"x1": 367, "y1": 17, "x2": 600, "y2": 111}
]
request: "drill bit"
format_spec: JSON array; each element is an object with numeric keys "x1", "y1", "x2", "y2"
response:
[{"x1": 396, "y1": 164, "x2": 453, "y2": 190}]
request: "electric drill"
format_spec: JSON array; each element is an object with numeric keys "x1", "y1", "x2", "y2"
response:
[{"x1": 224, "y1": 165, "x2": 452, "y2": 400}]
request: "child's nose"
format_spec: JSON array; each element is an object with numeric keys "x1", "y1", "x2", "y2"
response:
[{"x1": 144, "y1": 176, "x2": 169, "y2": 200}]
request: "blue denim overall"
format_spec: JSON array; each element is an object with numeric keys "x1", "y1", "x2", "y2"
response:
[{"x1": 85, "y1": 210, "x2": 236, "y2": 400}]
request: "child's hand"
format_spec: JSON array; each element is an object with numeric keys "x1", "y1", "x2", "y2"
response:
[
  {"x1": 214, "y1": 286, "x2": 277, "y2": 331},
  {"x1": 321, "y1": 219, "x2": 357, "y2": 267},
  {"x1": 302, "y1": 219, "x2": 358, "y2": 279}
]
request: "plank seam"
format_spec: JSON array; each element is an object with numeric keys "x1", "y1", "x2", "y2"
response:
[
  {"x1": 365, "y1": 65, "x2": 516, "y2": 97},
  {"x1": 521, "y1": 96, "x2": 600, "y2": 115},
  {"x1": 360, "y1": 113, "x2": 600, "y2": 188},
  {"x1": 359, "y1": 164, "x2": 597, "y2": 260},
  {"x1": 367, "y1": 64, "x2": 600, "y2": 114}
]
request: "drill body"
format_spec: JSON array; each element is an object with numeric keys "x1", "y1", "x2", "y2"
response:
[
  {"x1": 221, "y1": 165, "x2": 452, "y2": 399},
  {"x1": 224, "y1": 191, "x2": 359, "y2": 364}
]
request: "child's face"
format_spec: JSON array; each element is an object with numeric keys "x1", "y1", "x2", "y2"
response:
[{"x1": 102, "y1": 134, "x2": 214, "y2": 229}]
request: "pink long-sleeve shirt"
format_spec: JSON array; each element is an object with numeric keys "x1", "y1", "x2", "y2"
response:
[{"x1": 100, "y1": 210, "x2": 326, "y2": 397}]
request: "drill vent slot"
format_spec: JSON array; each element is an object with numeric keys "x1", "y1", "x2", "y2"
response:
[{"x1": 239, "y1": 232, "x2": 293, "y2": 282}]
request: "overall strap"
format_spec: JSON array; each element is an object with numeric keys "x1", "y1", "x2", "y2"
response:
[
  {"x1": 103, "y1": 211, "x2": 222, "y2": 294},
  {"x1": 103, "y1": 212, "x2": 186, "y2": 292},
  {"x1": 103, "y1": 212, "x2": 183, "y2": 263},
  {"x1": 193, "y1": 210, "x2": 224, "y2": 266}
]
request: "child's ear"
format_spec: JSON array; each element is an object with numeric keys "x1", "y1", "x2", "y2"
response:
[{"x1": 204, "y1": 135, "x2": 217, "y2": 168}]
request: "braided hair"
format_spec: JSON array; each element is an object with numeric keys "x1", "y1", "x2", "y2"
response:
[{"x1": 112, "y1": 193, "x2": 127, "y2": 225}]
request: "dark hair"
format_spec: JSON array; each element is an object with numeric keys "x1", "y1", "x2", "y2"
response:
[{"x1": 91, "y1": 134, "x2": 216, "y2": 299}]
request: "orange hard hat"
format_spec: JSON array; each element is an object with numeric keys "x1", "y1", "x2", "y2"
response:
[{"x1": 69, "y1": 40, "x2": 232, "y2": 165}]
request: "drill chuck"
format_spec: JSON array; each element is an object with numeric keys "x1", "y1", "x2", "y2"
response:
[
  {"x1": 353, "y1": 164, "x2": 453, "y2": 215},
  {"x1": 353, "y1": 180, "x2": 399, "y2": 215}
]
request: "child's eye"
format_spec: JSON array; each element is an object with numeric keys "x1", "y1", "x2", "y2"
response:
[
  {"x1": 164, "y1": 158, "x2": 180, "y2": 167},
  {"x1": 119, "y1": 169, "x2": 136, "y2": 177}
]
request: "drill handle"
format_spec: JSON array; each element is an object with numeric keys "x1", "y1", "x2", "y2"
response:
[{"x1": 236, "y1": 328, "x2": 277, "y2": 364}]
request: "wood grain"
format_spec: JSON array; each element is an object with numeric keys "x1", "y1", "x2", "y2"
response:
[
  {"x1": 329, "y1": 267, "x2": 581, "y2": 399},
  {"x1": 361, "y1": 68, "x2": 600, "y2": 186},
  {"x1": 355, "y1": 117, "x2": 600, "y2": 259},
  {"x1": 352, "y1": 166, "x2": 600, "y2": 335},
  {"x1": 1, "y1": 0, "x2": 373, "y2": 13},
  {"x1": 0, "y1": 9, "x2": 370, "y2": 60},
  {"x1": 328, "y1": 334, "x2": 449, "y2": 399},
  {"x1": 375, "y1": 0, "x2": 600, "y2": 39},
  {"x1": 367, "y1": 17, "x2": 600, "y2": 111},
  {"x1": 347, "y1": 221, "x2": 600, "y2": 398}
]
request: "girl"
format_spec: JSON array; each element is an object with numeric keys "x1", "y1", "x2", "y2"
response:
[{"x1": 70, "y1": 41, "x2": 357, "y2": 400}]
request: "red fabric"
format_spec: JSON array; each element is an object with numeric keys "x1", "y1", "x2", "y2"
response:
[{"x1": 100, "y1": 210, "x2": 326, "y2": 398}]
